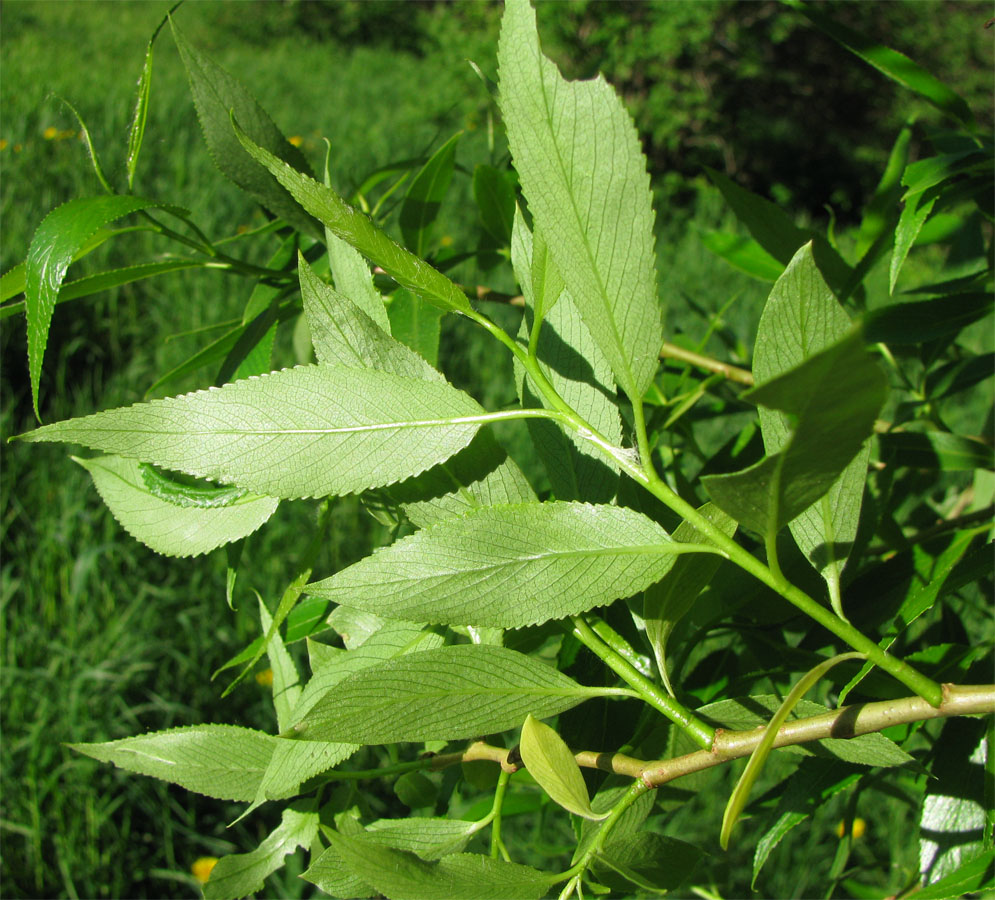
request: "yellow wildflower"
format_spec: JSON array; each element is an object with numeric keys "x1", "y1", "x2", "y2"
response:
[
  {"x1": 288, "y1": 135, "x2": 303, "y2": 147},
  {"x1": 191, "y1": 857, "x2": 218, "y2": 884},
  {"x1": 0, "y1": 139, "x2": 7, "y2": 150},
  {"x1": 835, "y1": 817, "x2": 866, "y2": 839},
  {"x1": 43, "y1": 126, "x2": 58, "y2": 140},
  {"x1": 255, "y1": 667, "x2": 274, "y2": 687},
  {"x1": 440, "y1": 235, "x2": 454, "y2": 248}
]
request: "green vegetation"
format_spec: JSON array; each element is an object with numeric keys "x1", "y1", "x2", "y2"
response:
[{"x1": 2, "y1": 2, "x2": 992, "y2": 899}]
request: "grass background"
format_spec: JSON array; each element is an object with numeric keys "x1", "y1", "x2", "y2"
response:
[{"x1": 1, "y1": 2, "x2": 991, "y2": 898}]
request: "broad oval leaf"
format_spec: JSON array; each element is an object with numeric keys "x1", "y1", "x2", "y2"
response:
[
  {"x1": 25, "y1": 195, "x2": 181, "y2": 419},
  {"x1": 69, "y1": 725, "x2": 278, "y2": 802},
  {"x1": 498, "y1": 0, "x2": 662, "y2": 401},
  {"x1": 520, "y1": 714, "x2": 607, "y2": 820},
  {"x1": 703, "y1": 326, "x2": 886, "y2": 538},
  {"x1": 306, "y1": 501, "x2": 687, "y2": 628},
  {"x1": 295, "y1": 644, "x2": 610, "y2": 744},
  {"x1": 592, "y1": 833, "x2": 704, "y2": 895},
  {"x1": 753, "y1": 243, "x2": 867, "y2": 616},
  {"x1": 19, "y1": 364, "x2": 487, "y2": 499},
  {"x1": 74, "y1": 454, "x2": 278, "y2": 557}
]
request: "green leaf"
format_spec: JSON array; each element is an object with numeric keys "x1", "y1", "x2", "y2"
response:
[
  {"x1": 519, "y1": 714, "x2": 607, "y2": 820},
  {"x1": 19, "y1": 364, "x2": 488, "y2": 499},
  {"x1": 394, "y1": 772, "x2": 438, "y2": 810},
  {"x1": 591, "y1": 833, "x2": 704, "y2": 895},
  {"x1": 325, "y1": 831, "x2": 551, "y2": 900},
  {"x1": 839, "y1": 530, "x2": 985, "y2": 703},
  {"x1": 385, "y1": 430, "x2": 537, "y2": 529},
  {"x1": 878, "y1": 430, "x2": 994, "y2": 472},
  {"x1": 323, "y1": 148, "x2": 391, "y2": 333},
  {"x1": 705, "y1": 168, "x2": 810, "y2": 268},
  {"x1": 251, "y1": 739, "x2": 355, "y2": 809},
  {"x1": 699, "y1": 231, "x2": 785, "y2": 282},
  {"x1": 920, "y1": 720, "x2": 990, "y2": 884},
  {"x1": 721, "y1": 653, "x2": 865, "y2": 850},
  {"x1": 259, "y1": 598, "x2": 301, "y2": 733},
  {"x1": 307, "y1": 501, "x2": 695, "y2": 629},
  {"x1": 752, "y1": 242, "x2": 866, "y2": 616},
  {"x1": 863, "y1": 293, "x2": 994, "y2": 344},
  {"x1": 364, "y1": 818, "x2": 481, "y2": 860},
  {"x1": 25, "y1": 195, "x2": 180, "y2": 419},
  {"x1": 891, "y1": 188, "x2": 938, "y2": 292},
  {"x1": 751, "y1": 758, "x2": 861, "y2": 888},
  {"x1": 126, "y1": 30, "x2": 156, "y2": 190},
  {"x1": 0, "y1": 259, "x2": 207, "y2": 322},
  {"x1": 642, "y1": 502, "x2": 737, "y2": 693},
  {"x1": 913, "y1": 849, "x2": 994, "y2": 900},
  {"x1": 299, "y1": 254, "x2": 440, "y2": 379},
  {"x1": 388, "y1": 289, "x2": 446, "y2": 367},
  {"x1": 511, "y1": 208, "x2": 564, "y2": 329},
  {"x1": 474, "y1": 165, "x2": 516, "y2": 244},
  {"x1": 512, "y1": 214, "x2": 621, "y2": 503},
  {"x1": 69, "y1": 725, "x2": 278, "y2": 801},
  {"x1": 72, "y1": 454, "x2": 278, "y2": 557},
  {"x1": 400, "y1": 132, "x2": 462, "y2": 257},
  {"x1": 204, "y1": 806, "x2": 319, "y2": 900},
  {"x1": 233, "y1": 124, "x2": 473, "y2": 315},
  {"x1": 291, "y1": 621, "x2": 444, "y2": 723},
  {"x1": 702, "y1": 327, "x2": 886, "y2": 538},
  {"x1": 705, "y1": 168, "x2": 853, "y2": 296},
  {"x1": 790, "y1": 1, "x2": 976, "y2": 130},
  {"x1": 854, "y1": 119, "x2": 913, "y2": 260},
  {"x1": 498, "y1": 0, "x2": 662, "y2": 401},
  {"x1": 170, "y1": 16, "x2": 319, "y2": 237},
  {"x1": 295, "y1": 644, "x2": 613, "y2": 743}
]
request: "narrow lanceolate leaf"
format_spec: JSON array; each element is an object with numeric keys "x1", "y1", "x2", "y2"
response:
[
  {"x1": 385, "y1": 430, "x2": 537, "y2": 529},
  {"x1": 753, "y1": 243, "x2": 867, "y2": 616},
  {"x1": 642, "y1": 502, "x2": 737, "y2": 693},
  {"x1": 295, "y1": 644, "x2": 611, "y2": 743},
  {"x1": 69, "y1": 725, "x2": 278, "y2": 802},
  {"x1": 291, "y1": 621, "x2": 444, "y2": 723},
  {"x1": 299, "y1": 254, "x2": 440, "y2": 379},
  {"x1": 512, "y1": 214, "x2": 620, "y2": 503},
  {"x1": 325, "y1": 830, "x2": 552, "y2": 900},
  {"x1": 170, "y1": 17, "x2": 320, "y2": 237},
  {"x1": 307, "y1": 502, "x2": 691, "y2": 629},
  {"x1": 364, "y1": 818, "x2": 481, "y2": 860},
  {"x1": 19, "y1": 365, "x2": 487, "y2": 499},
  {"x1": 498, "y1": 0, "x2": 662, "y2": 401},
  {"x1": 204, "y1": 806, "x2": 319, "y2": 900},
  {"x1": 126, "y1": 33, "x2": 155, "y2": 190},
  {"x1": 25, "y1": 195, "x2": 180, "y2": 419},
  {"x1": 400, "y1": 131, "x2": 462, "y2": 257},
  {"x1": 792, "y1": 2, "x2": 976, "y2": 130},
  {"x1": 520, "y1": 715, "x2": 607, "y2": 820},
  {"x1": 233, "y1": 124, "x2": 473, "y2": 315},
  {"x1": 702, "y1": 328, "x2": 886, "y2": 538},
  {"x1": 259, "y1": 599, "x2": 301, "y2": 733},
  {"x1": 323, "y1": 149, "x2": 390, "y2": 333},
  {"x1": 73, "y1": 454, "x2": 278, "y2": 558}
]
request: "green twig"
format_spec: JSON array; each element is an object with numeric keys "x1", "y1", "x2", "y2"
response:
[{"x1": 571, "y1": 614, "x2": 715, "y2": 750}]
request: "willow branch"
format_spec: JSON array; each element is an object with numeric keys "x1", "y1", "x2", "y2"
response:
[{"x1": 457, "y1": 683, "x2": 994, "y2": 787}]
